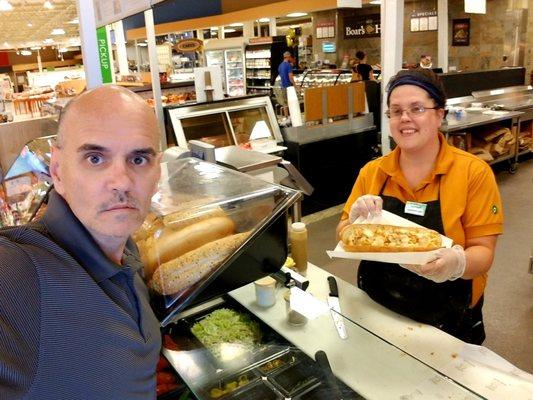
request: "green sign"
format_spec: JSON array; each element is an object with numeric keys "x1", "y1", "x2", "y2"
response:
[{"x1": 96, "y1": 26, "x2": 112, "y2": 83}]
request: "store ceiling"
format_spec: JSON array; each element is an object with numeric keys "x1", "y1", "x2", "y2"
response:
[{"x1": 0, "y1": 0, "x2": 79, "y2": 51}]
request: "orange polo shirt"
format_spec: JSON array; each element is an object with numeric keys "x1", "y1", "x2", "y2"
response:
[{"x1": 341, "y1": 133, "x2": 504, "y2": 305}]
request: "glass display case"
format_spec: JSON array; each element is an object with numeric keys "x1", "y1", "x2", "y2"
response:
[
  {"x1": 134, "y1": 158, "x2": 301, "y2": 326},
  {"x1": 165, "y1": 96, "x2": 285, "y2": 153},
  {"x1": 0, "y1": 135, "x2": 54, "y2": 227},
  {"x1": 206, "y1": 49, "x2": 246, "y2": 97},
  {"x1": 274, "y1": 69, "x2": 352, "y2": 89}
]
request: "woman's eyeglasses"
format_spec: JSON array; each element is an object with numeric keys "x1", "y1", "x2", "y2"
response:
[{"x1": 385, "y1": 105, "x2": 439, "y2": 119}]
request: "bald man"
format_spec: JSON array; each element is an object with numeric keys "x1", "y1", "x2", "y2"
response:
[{"x1": 0, "y1": 86, "x2": 162, "y2": 399}]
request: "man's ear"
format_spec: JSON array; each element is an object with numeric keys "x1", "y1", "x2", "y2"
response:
[{"x1": 50, "y1": 145, "x2": 65, "y2": 195}]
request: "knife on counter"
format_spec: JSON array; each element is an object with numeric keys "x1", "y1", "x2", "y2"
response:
[{"x1": 327, "y1": 276, "x2": 348, "y2": 340}]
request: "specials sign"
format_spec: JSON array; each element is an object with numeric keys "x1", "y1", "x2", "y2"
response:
[{"x1": 343, "y1": 14, "x2": 381, "y2": 39}]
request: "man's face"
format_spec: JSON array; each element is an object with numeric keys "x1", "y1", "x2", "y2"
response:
[{"x1": 51, "y1": 93, "x2": 161, "y2": 241}]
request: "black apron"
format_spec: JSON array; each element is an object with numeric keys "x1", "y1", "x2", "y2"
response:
[{"x1": 357, "y1": 177, "x2": 485, "y2": 344}]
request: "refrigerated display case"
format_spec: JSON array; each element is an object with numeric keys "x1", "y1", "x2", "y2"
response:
[
  {"x1": 206, "y1": 49, "x2": 245, "y2": 97},
  {"x1": 224, "y1": 49, "x2": 245, "y2": 97},
  {"x1": 274, "y1": 69, "x2": 352, "y2": 91},
  {"x1": 165, "y1": 95, "x2": 285, "y2": 153},
  {"x1": 245, "y1": 36, "x2": 294, "y2": 95}
]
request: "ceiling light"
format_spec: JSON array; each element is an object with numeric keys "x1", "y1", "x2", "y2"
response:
[
  {"x1": 0, "y1": 0, "x2": 13, "y2": 11},
  {"x1": 51, "y1": 28, "x2": 65, "y2": 35},
  {"x1": 43, "y1": 0, "x2": 53, "y2": 9},
  {"x1": 224, "y1": 28, "x2": 236, "y2": 33},
  {"x1": 27, "y1": 21, "x2": 33, "y2": 27},
  {"x1": 68, "y1": 17, "x2": 79, "y2": 24},
  {"x1": 3, "y1": 41, "x2": 9, "y2": 47},
  {"x1": 43, "y1": 38, "x2": 54, "y2": 44},
  {"x1": 286, "y1": 12, "x2": 307, "y2": 17},
  {"x1": 369, "y1": 0, "x2": 381, "y2": 4},
  {"x1": 229, "y1": 22, "x2": 243, "y2": 27},
  {"x1": 20, "y1": 50, "x2": 32, "y2": 56},
  {"x1": 258, "y1": 18, "x2": 270, "y2": 23}
]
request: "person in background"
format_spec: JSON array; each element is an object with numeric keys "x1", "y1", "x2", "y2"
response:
[
  {"x1": 336, "y1": 69, "x2": 503, "y2": 344},
  {"x1": 278, "y1": 51, "x2": 295, "y2": 89},
  {"x1": 352, "y1": 50, "x2": 376, "y2": 81},
  {"x1": 277, "y1": 51, "x2": 295, "y2": 116},
  {"x1": 418, "y1": 54, "x2": 433, "y2": 69},
  {"x1": 0, "y1": 85, "x2": 162, "y2": 399}
]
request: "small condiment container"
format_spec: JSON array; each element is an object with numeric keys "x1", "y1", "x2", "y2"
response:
[
  {"x1": 254, "y1": 276, "x2": 277, "y2": 308},
  {"x1": 283, "y1": 290, "x2": 307, "y2": 326}
]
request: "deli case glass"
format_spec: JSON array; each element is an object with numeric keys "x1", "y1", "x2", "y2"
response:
[{"x1": 165, "y1": 95, "x2": 285, "y2": 153}]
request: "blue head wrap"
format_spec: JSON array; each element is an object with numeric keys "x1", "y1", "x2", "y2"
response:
[{"x1": 386, "y1": 72, "x2": 446, "y2": 109}]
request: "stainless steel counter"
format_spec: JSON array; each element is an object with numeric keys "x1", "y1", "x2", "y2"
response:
[
  {"x1": 441, "y1": 110, "x2": 523, "y2": 133},
  {"x1": 281, "y1": 113, "x2": 375, "y2": 145}
]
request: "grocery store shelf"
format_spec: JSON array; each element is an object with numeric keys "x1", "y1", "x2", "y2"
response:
[
  {"x1": 246, "y1": 66, "x2": 271, "y2": 69},
  {"x1": 247, "y1": 86, "x2": 271, "y2": 89}
]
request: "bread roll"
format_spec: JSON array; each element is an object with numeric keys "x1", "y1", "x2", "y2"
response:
[
  {"x1": 340, "y1": 224, "x2": 442, "y2": 252},
  {"x1": 143, "y1": 216, "x2": 235, "y2": 278},
  {"x1": 162, "y1": 206, "x2": 227, "y2": 231},
  {"x1": 150, "y1": 231, "x2": 250, "y2": 295}
]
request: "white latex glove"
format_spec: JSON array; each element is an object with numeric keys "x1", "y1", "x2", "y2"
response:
[
  {"x1": 401, "y1": 245, "x2": 466, "y2": 283},
  {"x1": 348, "y1": 195, "x2": 383, "y2": 223}
]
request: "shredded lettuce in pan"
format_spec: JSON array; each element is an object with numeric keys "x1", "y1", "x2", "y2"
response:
[{"x1": 191, "y1": 308, "x2": 262, "y2": 359}]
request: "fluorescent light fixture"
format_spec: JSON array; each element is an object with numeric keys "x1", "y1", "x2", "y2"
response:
[
  {"x1": 286, "y1": 12, "x2": 307, "y2": 17},
  {"x1": 43, "y1": 38, "x2": 54, "y2": 44},
  {"x1": 20, "y1": 50, "x2": 32, "y2": 56},
  {"x1": 27, "y1": 21, "x2": 33, "y2": 27},
  {"x1": 229, "y1": 22, "x2": 243, "y2": 27},
  {"x1": 51, "y1": 28, "x2": 65, "y2": 35},
  {"x1": 0, "y1": 0, "x2": 13, "y2": 11},
  {"x1": 258, "y1": 18, "x2": 270, "y2": 23},
  {"x1": 369, "y1": 0, "x2": 381, "y2": 4},
  {"x1": 137, "y1": 42, "x2": 148, "y2": 47},
  {"x1": 30, "y1": 46, "x2": 42, "y2": 50},
  {"x1": 43, "y1": 0, "x2": 53, "y2": 9},
  {"x1": 68, "y1": 18, "x2": 78, "y2": 24},
  {"x1": 465, "y1": 0, "x2": 486, "y2": 14}
]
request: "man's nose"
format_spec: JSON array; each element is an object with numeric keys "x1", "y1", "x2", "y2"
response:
[{"x1": 106, "y1": 160, "x2": 133, "y2": 191}]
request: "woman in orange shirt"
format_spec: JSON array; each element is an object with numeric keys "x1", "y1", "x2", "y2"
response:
[{"x1": 337, "y1": 69, "x2": 503, "y2": 344}]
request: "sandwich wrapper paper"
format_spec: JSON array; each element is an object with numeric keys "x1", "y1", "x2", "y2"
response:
[{"x1": 327, "y1": 210, "x2": 453, "y2": 265}]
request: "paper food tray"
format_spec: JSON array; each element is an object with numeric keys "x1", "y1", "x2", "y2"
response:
[{"x1": 327, "y1": 210, "x2": 453, "y2": 265}]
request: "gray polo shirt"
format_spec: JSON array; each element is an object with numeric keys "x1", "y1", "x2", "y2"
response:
[{"x1": 0, "y1": 190, "x2": 161, "y2": 399}]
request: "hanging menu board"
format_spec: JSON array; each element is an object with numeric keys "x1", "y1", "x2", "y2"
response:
[{"x1": 93, "y1": 0, "x2": 165, "y2": 27}]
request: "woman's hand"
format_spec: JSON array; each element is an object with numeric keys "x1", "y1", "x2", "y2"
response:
[
  {"x1": 349, "y1": 195, "x2": 383, "y2": 223},
  {"x1": 401, "y1": 245, "x2": 466, "y2": 283}
]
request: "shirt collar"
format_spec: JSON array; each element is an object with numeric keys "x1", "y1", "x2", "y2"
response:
[
  {"x1": 41, "y1": 190, "x2": 142, "y2": 283},
  {"x1": 379, "y1": 132, "x2": 454, "y2": 178}
]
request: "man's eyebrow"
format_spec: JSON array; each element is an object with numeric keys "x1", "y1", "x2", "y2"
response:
[
  {"x1": 77, "y1": 143, "x2": 108, "y2": 153},
  {"x1": 130, "y1": 148, "x2": 157, "y2": 157}
]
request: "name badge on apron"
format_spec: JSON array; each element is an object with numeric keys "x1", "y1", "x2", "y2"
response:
[{"x1": 404, "y1": 201, "x2": 427, "y2": 216}]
